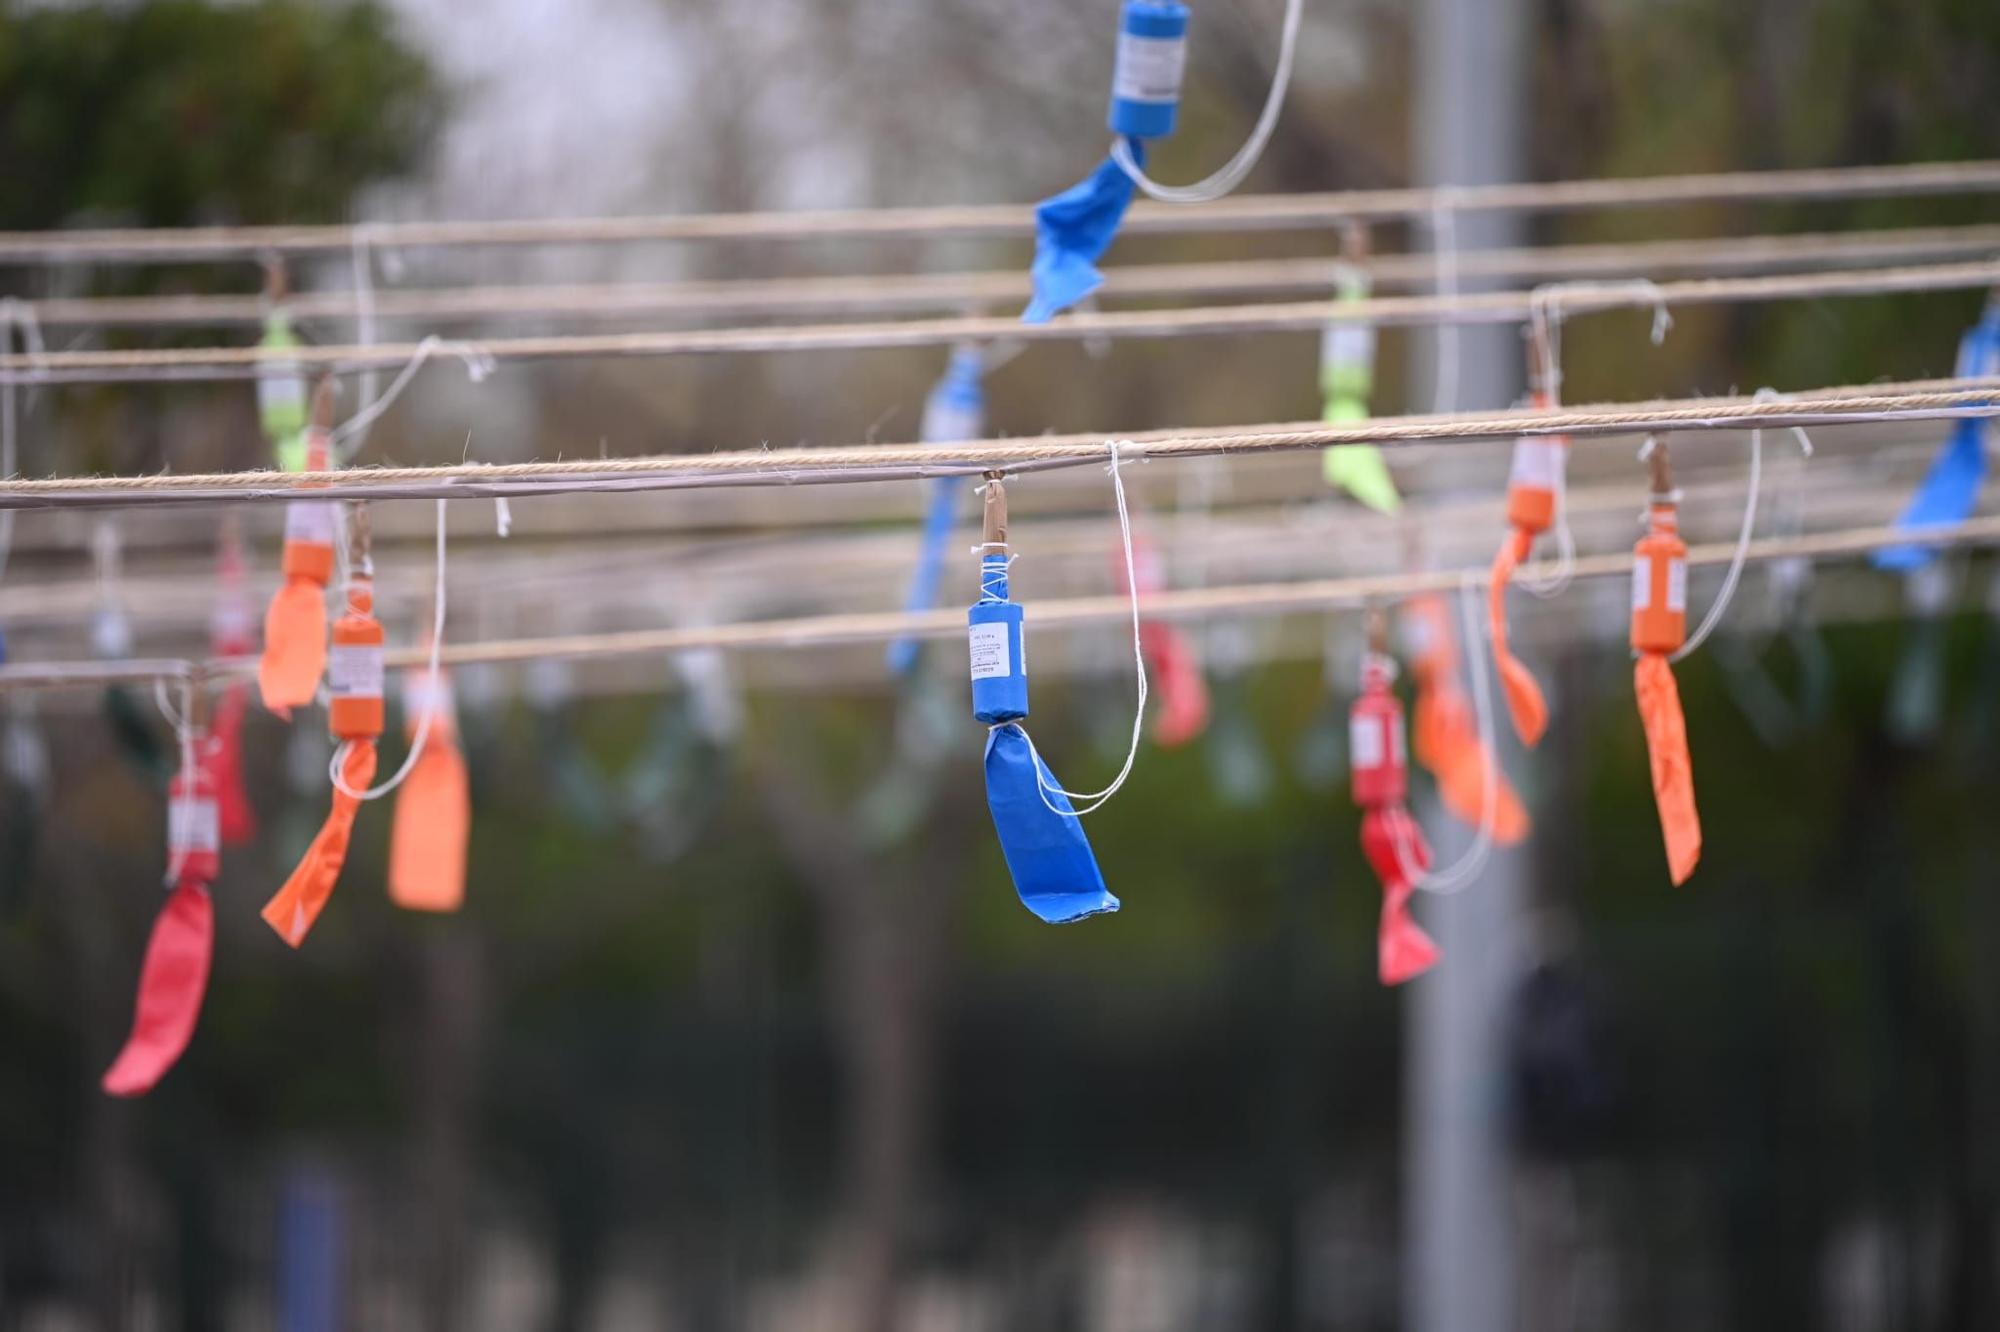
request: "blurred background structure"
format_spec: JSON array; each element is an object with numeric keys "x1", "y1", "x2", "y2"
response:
[{"x1": 4, "y1": 0, "x2": 2000, "y2": 1329}]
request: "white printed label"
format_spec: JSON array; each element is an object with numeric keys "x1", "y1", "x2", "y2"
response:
[
  {"x1": 1666, "y1": 558, "x2": 1687, "y2": 613},
  {"x1": 168, "y1": 797, "x2": 220, "y2": 856},
  {"x1": 327, "y1": 644, "x2": 384, "y2": 700},
  {"x1": 1113, "y1": 33, "x2": 1188, "y2": 104},
  {"x1": 402, "y1": 671, "x2": 455, "y2": 721},
  {"x1": 1350, "y1": 715, "x2": 1383, "y2": 771},
  {"x1": 1321, "y1": 323, "x2": 1377, "y2": 377},
  {"x1": 285, "y1": 501, "x2": 335, "y2": 545},
  {"x1": 1631, "y1": 555, "x2": 1652, "y2": 612},
  {"x1": 258, "y1": 368, "x2": 305, "y2": 417},
  {"x1": 1509, "y1": 439, "x2": 1566, "y2": 490},
  {"x1": 968, "y1": 622, "x2": 1011, "y2": 681}
]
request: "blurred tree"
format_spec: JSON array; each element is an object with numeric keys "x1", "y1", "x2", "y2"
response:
[{"x1": 0, "y1": 0, "x2": 442, "y2": 230}]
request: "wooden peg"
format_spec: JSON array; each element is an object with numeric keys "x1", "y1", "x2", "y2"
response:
[
  {"x1": 261, "y1": 254, "x2": 289, "y2": 304},
  {"x1": 1646, "y1": 437, "x2": 1675, "y2": 499},
  {"x1": 1338, "y1": 220, "x2": 1371, "y2": 262},
  {"x1": 348, "y1": 500, "x2": 373, "y2": 575},
  {"x1": 310, "y1": 374, "x2": 337, "y2": 433},
  {"x1": 185, "y1": 670, "x2": 211, "y2": 732},
  {"x1": 1366, "y1": 604, "x2": 1390, "y2": 655},
  {"x1": 981, "y1": 471, "x2": 1008, "y2": 551}
]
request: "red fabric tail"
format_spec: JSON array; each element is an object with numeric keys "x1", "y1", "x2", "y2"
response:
[
  {"x1": 210, "y1": 682, "x2": 257, "y2": 846},
  {"x1": 1360, "y1": 806, "x2": 1441, "y2": 986},
  {"x1": 1141, "y1": 622, "x2": 1211, "y2": 748},
  {"x1": 101, "y1": 879, "x2": 215, "y2": 1097}
]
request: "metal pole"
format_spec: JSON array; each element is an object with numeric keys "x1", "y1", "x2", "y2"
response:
[{"x1": 1408, "y1": 0, "x2": 1531, "y2": 1327}]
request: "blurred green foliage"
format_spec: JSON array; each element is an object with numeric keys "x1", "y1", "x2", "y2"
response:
[{"x1": 0, "y1": 0, "x2": 442, "y2": 230}]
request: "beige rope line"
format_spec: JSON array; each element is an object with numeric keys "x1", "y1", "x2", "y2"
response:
[
  {"x1": 7, "y1": 511, "x2": 1994, "y2": 695},
  {"x1": 23, "y1": 223, "x2": 2000, "y2": 331},
  {"x1": 8, "y1": 258, "x2": 1999, "y2": 386},
  {"x1": 2, "y1": 376, "x2": 1995, "y2": 510},
  {"x1": 4, "y1": 159, "x2": 1998, "y2": 264}
]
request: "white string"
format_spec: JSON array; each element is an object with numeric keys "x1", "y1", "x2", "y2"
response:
[
  {"x1": 328, "y1": 498, "x2": 447, "y2": 801},
  {"x1": 1020, "y1": 440, "x2": 1148, "y2": 818},
  {"x1": 1403, "y1": 575, "x2": 1500, "y2": 894},
  {"x1": 156, "y1": 677, "x2": 196, "y2": 887},
  {"x1": 1671, "y1": 388, "x2": 1815, "y2": 662},
  {"x1": 331, "y1": 335, "x2": 495, "y2": 460},
  {"x1": 0, "y1": 298, "x2": 45, "y2": 587},
  {"x1": 1428, "y1": 196, "x2": 1460, "y2": 415},
  {"x1": 1518, "y1": 280, "x2": 1675, "y2": 599},
  {"x1": 347, "y1": 229, "x2": 382, "y2": 455},
  {"x1": 1109, "y1": 0, "x2": 1305, "y2": 205}
]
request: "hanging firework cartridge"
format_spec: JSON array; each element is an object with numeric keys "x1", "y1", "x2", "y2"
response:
[
  {"x1": 388, "y1": 646, "x2": 470, "y2": 914},
  {"x1": 259, "y1": 377, "x2": 338, "y2": 713},
  {"x1": 1023, "y1": 1, "x2": 1190, "y2": 323},
  {"x1": 973, "y1": 474, "x2": 1120, "y2": 923},
  {"x1": 1402, "y1": 593, "x2": 1527, "y2": 845},
  {"x1": 1631, "y1": 441, "x2": 1701, "y2": 885},
  {"x1": 102, "y1": 704, "x2": 219, "y2": 1097},
  {"x1": 258, "y1": 261, "x2": 310, "y2": 474},
  {"x1": 1486, "y1": 334, "x2": 1565, "y2": 747},
  {"x1": 1876, "y1": 291, "x2": 2000, "y2": 571},
  {"x1": 262, "y1": 503, "x2": 384, "y2": 946},
  {"x1": 1349, "y1": 627, "x2": 1439, "y2": 985},
  {"x1": 1320, "y1": 223, "x2": 1402, "y2": 514},
  {"x1": 1118, "y1": 533, "x2": 1208, "y2": 747},
  {"x1": 210, "y1": 516, "x2": 258, "y2": 845},
  {"x1": 888, "y1": 345, "x2": 986, "y2": 677}
]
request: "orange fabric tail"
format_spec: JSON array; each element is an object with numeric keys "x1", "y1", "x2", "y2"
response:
[
  {"x1": 1634, "y1": 655, "x2": 1701, "y2": 885},
  {"x1": 1413, "y1": 684, "x2": 1531, "y2": 845},
  {"x1": 1409, "y1": 596, "x2": 1530, "y2": 845},
  {"x1": 261, "y1": 743, "x2": 376, "y2": 947},
  {"x1": 258, "y1": 577, "x2": 328, "y2": 713},
  {"x1": 388, "y1": 734, "x2": 470, "y2": 912},
  {"x1": 1487, "y1": 526, "x2": 1549, "y2": 747}
]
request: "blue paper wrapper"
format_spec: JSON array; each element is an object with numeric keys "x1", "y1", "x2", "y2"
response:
[{"x1": 984, "y1": 724, "x2": 1119, "y2": 924}]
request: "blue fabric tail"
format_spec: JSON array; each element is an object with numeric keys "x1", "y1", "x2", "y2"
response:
[
  {"x1": 1874, "y1": 421, "x2": 1986, "y2": 571},
  {"x1": 984, "y1": 725, "x2": 1119, "y2": 924},
  {"x1": 1023, "y1": 141, "x2": 1145, "y2": 325},
  {"x1": 886, "y1": 477, "x2": 960, "y2": 676},
  {"x1": 1876, "y1": 316, "x2": 2000, "y2": 571}
]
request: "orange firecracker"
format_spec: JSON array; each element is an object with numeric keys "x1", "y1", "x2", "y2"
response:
[
  {"x1": 262, "y1": 506, "x2": 384, "y2": 948},
  {"x1": 1486, "y1": 337, "x2": 1566, "y2": 748},
  {"x1": 258, "y1": 378, "x2": 339, "y2": 713},
  {"x1": 1631, "y1": 443, "x2": 1701, "y2": 885}
]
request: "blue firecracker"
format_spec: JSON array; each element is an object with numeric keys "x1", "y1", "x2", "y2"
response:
[
  {"x1": 888, "y1": 348, "x2": 987, "y2": 676},
  {"x1": 1876, "y1": 306, "x2": 2000, "y2": 571},
  {"x1": 971, "y1": 483, "x2": 1118, "y2": 924},
  {"x1": 1024, "y1": 1, "x2": 1189, "y2": 325}
]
